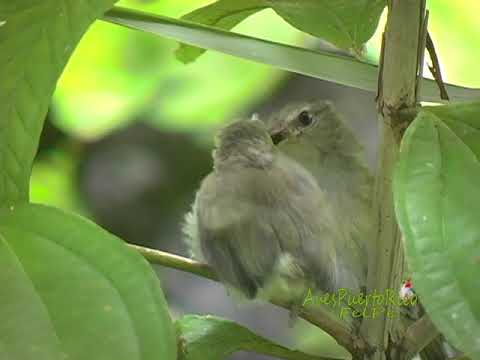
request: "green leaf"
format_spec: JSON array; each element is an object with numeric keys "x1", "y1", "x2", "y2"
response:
[
  {"x1": 0, "y1": 0, "x2": 118, "y2": 204},
  {"x1": 394, "y1": 102, "x2": 480, "y2": 359},
  {"x1": 102, "y1": 6, "x2": 480, "y2": 103},
  {"x1": 176, "y1": 315, "x2": 330, "y2": 360},
  {"x1": 269, "y1": 0, "x2": 385, "y2": 54},
  {"x1": 0, "y1": 203, "x2": 177, "y2": 360},
  {"x1": 176, "y1": 0, "x2": 386, "y2": 63},
  {"x1": 176, "y1": 0, "x2": 268, "y2": 63}
]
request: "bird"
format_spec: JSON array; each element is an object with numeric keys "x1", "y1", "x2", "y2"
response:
[
  {"x1": 264, "y1": 100, "x2": 374, "y2": 292},
  {"x1": 183, "y1": 116, "x2": 346, "y2": 307}
]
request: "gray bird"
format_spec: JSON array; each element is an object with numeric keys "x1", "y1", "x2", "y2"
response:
[
  {"x1": 184, "y1": 117, "x2": 345, "y2": 305},
  {"x1": 265, "y1": 101, "x2": 374, "y2": 292}
]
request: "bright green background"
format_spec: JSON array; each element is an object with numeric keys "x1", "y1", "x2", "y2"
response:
[{"x1": 32, "y1": 1, "x2": 480, "y2": 208}]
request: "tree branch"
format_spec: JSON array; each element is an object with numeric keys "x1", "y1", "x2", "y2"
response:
[
  {"x1": 129, "y1": 244, "x2": 217, "y2": 280},
  {"x1": 361, "y1": 1, "x2": 426, "y2": 359},
  {"x1": 128, "y1": 243, "x2": 368, "y2": 356},
  {"x1": 401, "y1": 315, "x2": 439, "y2": 357}
]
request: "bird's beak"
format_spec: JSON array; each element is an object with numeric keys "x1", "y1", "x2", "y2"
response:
[{"x1": 271, "y1": 129, "x2": 289, "y2": 145}]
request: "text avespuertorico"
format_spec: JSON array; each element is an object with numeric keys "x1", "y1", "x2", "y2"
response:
[{"x1": 302, "y1": 288, "x2": 418, "y2": 319}]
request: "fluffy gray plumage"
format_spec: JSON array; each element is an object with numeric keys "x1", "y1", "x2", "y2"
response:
[
  {"x1": 265, "y1": 101, "x2": 374, "y2": 292},
  {"x1": 184, "y1": 101, "x2": 373, "y2": 303}
]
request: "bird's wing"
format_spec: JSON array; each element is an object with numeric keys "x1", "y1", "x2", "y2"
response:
[
  {"x1": 192, "y1": 165, "x2": 340, "y2": 298},
  {"x1": 192, "y1": 171, "x2": 284, "y2": 298}
]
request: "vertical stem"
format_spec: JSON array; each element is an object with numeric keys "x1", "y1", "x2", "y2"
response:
[{"x1": 361, "y1": 1, "x2": 425, "y2": 359}]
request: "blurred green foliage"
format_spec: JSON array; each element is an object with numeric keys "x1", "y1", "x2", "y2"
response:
[
  {"x1": 52, "y1": 0, "x2": 480, "y2": 139},
  {"x1": 30, "y1": 150, "x2": 79, "y2": 211},
  {"x1": 36, "y1": 0, "x2": 480, "y2": 216},
  {"x1": 52, "y1": 0, "x2": 307, "y2": 138},
  {"x1": 175, "y1": 0, "x2": 386, "y2": 62},
  {"x1": 366, "y1": 0, "x2": 480, "y2": 88},
  {"x1": 427, "y1": 0, "x2": 480, "y2": 87}
]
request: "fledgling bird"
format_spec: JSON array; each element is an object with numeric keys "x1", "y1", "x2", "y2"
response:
[{"x1": 184, "y1": 117, "x2": 346, "y2": 305}]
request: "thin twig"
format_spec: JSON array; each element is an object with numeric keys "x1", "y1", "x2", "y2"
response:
[
  {"x1": 426, "y1": 32, "x2": 450, "y2": 100},
  {"x1": 128, "y1": 244, "x2": 217, "y2": 280},
  {"x1": 375, "y1": 32, "x2": 386, "y2": 105},
  {"x1": 128, "y1": 243, "x2": 368, "y2": 356},
  {"x1": 415, "y1": 9, "x2": 429, "y2": 102}
]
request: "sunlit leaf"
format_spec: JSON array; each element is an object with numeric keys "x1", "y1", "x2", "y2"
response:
[
  {"x1": 176, "y1": 0, "x2": 386, "y2": 62},
  {"x1": 394, "y1": 102, "x2": 480, "y2": 359},
  {"x1": 103, "y1": 6, "x2": 480, "y2": 103},
  {"x1": 0, "y1": 204, "x2": 177, "y2": 360}
]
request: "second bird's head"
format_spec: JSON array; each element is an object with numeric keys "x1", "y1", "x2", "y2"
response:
[{"x1": 266, "y1": 100, "x2": 335, "y2": 144}]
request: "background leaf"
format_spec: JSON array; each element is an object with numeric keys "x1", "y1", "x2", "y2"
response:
[
  {"x1": 102, "y1": 6, "x2": 480, "y2": 103},
  {"x1": 0, "y1": 204, "x2": 177, "y2": 360},
  {"x1": 0, "y1": 0, "x2": 118, "y2": 204},
  {"x1": 176, "y1": 314, "x2": 329, "y2": 360},
  {"x1": 394, "y1": 103, "x2": 480, "y2": 359},
  {"x1": 53, "y1": 0, "x2": 301, "y2": 138},
  {"x1": 365, "y1": 1, "x2": 480, "y2": 88},
  {"x1": 176, "y1": 0, "x2": 386, "y2": 63},
  {"x1": 268, "y1": 0, "x2": 385, "y2": 54}
]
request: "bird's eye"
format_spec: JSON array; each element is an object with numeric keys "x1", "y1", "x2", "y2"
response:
[{"x1": 298, "y1": 111, "x2": 313, "y2": 126}]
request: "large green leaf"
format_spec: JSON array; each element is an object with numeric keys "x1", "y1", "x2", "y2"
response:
[
  {"x1": 0, "y1": 204, "x2": 176, "y2": 360},
  {"x1": 102, "y1": 6, "x2": 480, "y2": 103},
  {"x1": 394, "y1": 103, "x2": 480, "y2": 359},
  {"x1": 176, "y1": 315, "x2": 330, "y2": 360},
  {"x1": 0, "y1": 0, "x2": 118, "y2": 204},
  {"x1": 176, "y1": 0, "x2": 386, "y2": 63}
]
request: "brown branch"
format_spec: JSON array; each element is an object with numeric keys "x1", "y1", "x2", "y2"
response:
[
  {"x1": 361, "y1": 1, "x2": 427, "y2": 359},
  {"x1": 128, "y1": 243, "x2": 368, "y2": 357},
  {"x1": 128, "y1": 243, "x2": 217, "y2": 281},
  {"x1": 401, "y1": 315, "x2": 439, "y2": 357},
  {"x1": 426, "y1": 32, "x2": 450, "y2": 100}
]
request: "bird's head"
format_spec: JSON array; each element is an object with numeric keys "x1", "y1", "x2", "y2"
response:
[
  {"x1": 213, "y1": 118, "x2": 275, "y2": 169},
  {"x1": 265, "y1": 101, "x2": 335, "y2": 144}
]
